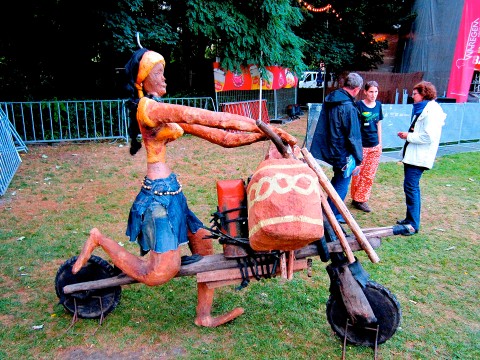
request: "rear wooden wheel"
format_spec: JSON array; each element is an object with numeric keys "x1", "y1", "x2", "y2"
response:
[{"x1": 55, "y1": 255, "x2": 121, "y2": 319}]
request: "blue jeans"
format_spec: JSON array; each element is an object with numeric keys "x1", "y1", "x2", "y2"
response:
[
  {"x1": 328, "y1": 167, "x2": 352, "y2": 221},
  {"x1": 403, "y1": 164, "x2": 426, "y2": 232}
]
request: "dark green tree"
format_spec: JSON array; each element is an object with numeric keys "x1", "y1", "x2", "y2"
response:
[
  {"x1": 297, "y1": 0, "x2": 416, "y2": 74},
  {"x1": 0, "y1": 0, "x2": 118, "y2": 101},
  {"x1": 0, "y1": 0, "x2": 415, "y2": 101},
  {"x1": 186, "y1": 0, "x2": 306, "y2": 73},
  {"x1": 102, "y1": 0, "x2": 307, "y2": 96}
]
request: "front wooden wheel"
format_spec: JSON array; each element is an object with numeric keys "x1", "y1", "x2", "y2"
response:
[{"x1": 326, "y1": 281, "x2": 401, "y2": 346}]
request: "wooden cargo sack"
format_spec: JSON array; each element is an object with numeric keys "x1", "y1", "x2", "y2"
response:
[{"x1": 247, "y1": 157, "x2": 324, "y2": 251}]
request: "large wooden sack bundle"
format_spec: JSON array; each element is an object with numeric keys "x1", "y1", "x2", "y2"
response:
[{"x1": 247, "y1": 157, "x2": 324, "y2": 251}]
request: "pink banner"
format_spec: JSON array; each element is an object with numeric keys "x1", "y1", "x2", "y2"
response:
[
  {"x1": 476, "y1": 46, "x2": 480, "y2": 71},
  {"x1": 447, "y1": 0, "x2": 480, "y2": 102}
]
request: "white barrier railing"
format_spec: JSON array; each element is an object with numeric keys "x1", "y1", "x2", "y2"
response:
[{"x1": 306, "y1": 103, "x2": 480, "y2": 151}]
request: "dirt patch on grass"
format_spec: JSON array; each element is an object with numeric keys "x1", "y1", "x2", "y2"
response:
[{"x1": 58, "y1": 346, "x2": 190, "y2": 360}]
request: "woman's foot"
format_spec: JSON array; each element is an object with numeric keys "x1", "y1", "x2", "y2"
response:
[
  {"x1": 396, "y1": 219, "x2": 410, "y2": 225},
  {"x1": 393, "y1": 224, "x2": 417, "y2": 236},
  {"x1": 352, "y1": 200, "x2": 372, "y2": 212},
  {"x1": 195, "y1": 307, "x2": 245, "y2": 327},
  {"x1": 71, "y1": 228, "x2": 101, "y2": 274}
]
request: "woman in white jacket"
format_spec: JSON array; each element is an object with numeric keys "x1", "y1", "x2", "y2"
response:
[{"x1": 396, "y1": 81, "x2": 446, "y2": 234}]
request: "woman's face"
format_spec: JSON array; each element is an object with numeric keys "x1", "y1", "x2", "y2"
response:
[
  {"x1": 143, "y1": 62, "x2": 167, "y2": 97},
  {"x1": 412, "y1": 89, "x2": 424, "y2": 103},
  {"x1": 364, "y1": 86, "x2": 378, "y2": 102}
]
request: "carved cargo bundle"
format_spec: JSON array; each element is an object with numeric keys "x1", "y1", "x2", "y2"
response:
[{"x1": 247, "y1": 157, "x2": 324, "y2": 251}]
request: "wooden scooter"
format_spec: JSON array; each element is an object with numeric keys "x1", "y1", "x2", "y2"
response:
[{"x1": 55, "y1": 120, "x2": 413, "y2": 350}]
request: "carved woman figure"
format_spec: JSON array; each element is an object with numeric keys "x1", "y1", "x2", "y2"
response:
[{"x1": 72, "y1": 48, "x2": 296, "y2": 326}]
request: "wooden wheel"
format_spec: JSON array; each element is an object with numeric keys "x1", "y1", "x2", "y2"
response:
[
  {"x1": 55, "y1": 255, "x2": 122, "y2": 319},
  {"x1": 326, "y1": 281, "x2": 401, "y2": 346}
]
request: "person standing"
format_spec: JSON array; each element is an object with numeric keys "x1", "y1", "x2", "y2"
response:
[
  {"x1": 310, "y1": 72, "x2": 364, "y2": 223},
  {"x1": 397, "y1": 81, "x2": 446, "y2": 235},
  {"x1": 317, "y1": 62, "x2": 326, "y2": 88},
  {"x1": 351, "y1": 81, "x2": 383, "y2": 213}
]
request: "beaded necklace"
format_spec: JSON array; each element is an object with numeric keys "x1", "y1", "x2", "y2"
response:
[{"x1": 141, "y1": 177, "x2": 183, "y2": 196}]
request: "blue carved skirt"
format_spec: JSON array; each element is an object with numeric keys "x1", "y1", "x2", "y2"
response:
[{"x1": 126, "y1": 173, "x2": 203, "y2": 253}]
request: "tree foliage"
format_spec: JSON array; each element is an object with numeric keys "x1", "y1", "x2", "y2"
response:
[
  {"x1": 186, "y1": 0, "x2": 306, "y2": 75},
  {"x1": 0, "y1": 0, "x2": 415, "y2": 101},
  {"x1": 298, "y1": 0, "x2": 416, "y2": 73}
]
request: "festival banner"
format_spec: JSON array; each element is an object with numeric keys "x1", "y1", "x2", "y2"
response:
[
  {"x1": 475, "y1": 46, "x2": 480, "y2": 71},
  {"x1": 213, "y1": 62, "x2": 298, "y2": 92},
  {"x1": 447, "y1": 0, "x2": 480, "y2": 102}
]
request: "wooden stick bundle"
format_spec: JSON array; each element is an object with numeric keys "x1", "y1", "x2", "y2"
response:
[{"x1": 301, "y1": 148, "x2": 380, "y2": 263}]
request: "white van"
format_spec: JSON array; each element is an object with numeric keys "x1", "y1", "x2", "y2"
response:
[{"x1": 299, "y1": 71, "x2": 324, "y2": 88}]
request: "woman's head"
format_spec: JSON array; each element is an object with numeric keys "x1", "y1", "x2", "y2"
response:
[
  {"x1": 125, "y1": 48, "x2": 166, "y2": 155},
  {"x1": 363, "y1": 80, "x2": 379, "y2": 102},
  {"x1": 125, "y1": 49, "x2": 166, "y2": 99},
  {"x1": 412, "y1": 81, "x2": 437, "y2": 102},
  {"x1": 364, "y1": 80, "x2": 379, "y2": 91},
  {"x1": 136, "y1": 51, "x2": 166, "y2": 98}
]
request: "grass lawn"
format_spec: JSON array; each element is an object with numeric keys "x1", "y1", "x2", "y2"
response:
[{"x1": 1, "y1": 116, "x2": 479, "y2": 359}]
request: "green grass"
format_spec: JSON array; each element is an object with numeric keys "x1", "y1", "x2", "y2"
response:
[{"x1": 0, "y1": 137, "x2": 479, "y2": 359}]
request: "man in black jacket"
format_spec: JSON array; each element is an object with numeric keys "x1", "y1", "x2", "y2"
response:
[{"x1": 310, "y1": 72, "x2": 363, "y2": 223}]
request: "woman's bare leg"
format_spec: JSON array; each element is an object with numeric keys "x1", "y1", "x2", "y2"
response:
[
  {"x1": 188, "y1": 228, "x2": 214, "y2": 256},
  {"x1": 72, "y1": 228, "x2": 181, "y2": 286},
  {"x1": 194, "y1": 282, "x2": 244, "y2": 327}
]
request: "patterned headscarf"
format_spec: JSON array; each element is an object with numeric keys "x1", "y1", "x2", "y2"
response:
[{"x1": 135, "y1": 51, "x2": 165, "y2": 98}]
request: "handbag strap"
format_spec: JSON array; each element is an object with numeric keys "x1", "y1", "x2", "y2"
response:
[{"x1": 402, "y1": 114, "x2": 420, "y2": 157}]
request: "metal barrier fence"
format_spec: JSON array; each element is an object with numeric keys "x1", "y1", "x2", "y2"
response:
[
  {"x1": 215, "y1": 87, "x2": 297, "y2": 122},
  {"x1": 221, "y1": 99, "x2": 270, "y2": 123},
  {"x1": 163, "y1": 97, "x2": 217, "y2": 112},
  {"x1": 0, "y1": 100, "x2": 128, "y2": 144},
  {"x1": 0, "y1": 97, "x2": 216, "y2": 144},
  {"x1": 0, "y1": 108, "x2": 22, "y2": 195}
]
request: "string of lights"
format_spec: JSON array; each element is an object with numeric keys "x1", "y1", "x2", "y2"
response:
[
  {"x1": 297, "y1": 0, "x2": 331, "y2": 12},
  {"x1": 297, "y1": 0, "x2": 342, "y2": 20}
]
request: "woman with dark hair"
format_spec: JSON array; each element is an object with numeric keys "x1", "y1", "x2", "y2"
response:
[
  {"x1": 396, "y1": 81, "x2": 446, "y2": 235},
  {"x1": 351, "y1": 80, "x2": 383, "y2": 213},
  {"x1": 72, "y1": 48, "x2": 297, "y2": 326}
]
